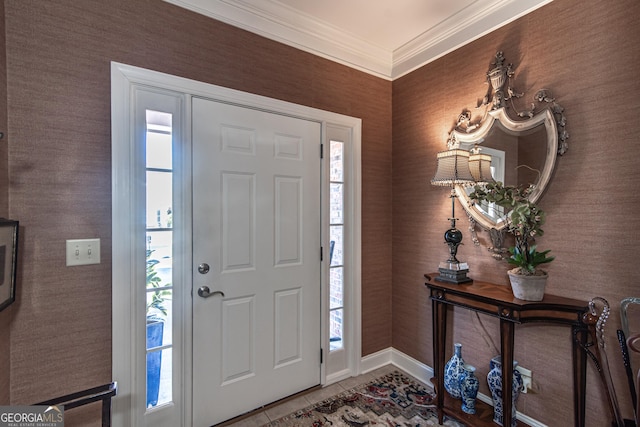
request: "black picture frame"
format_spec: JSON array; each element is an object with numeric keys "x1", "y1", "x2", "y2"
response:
[{"x1": 0, "y1": 218, "x2": 18, "y2": 312}]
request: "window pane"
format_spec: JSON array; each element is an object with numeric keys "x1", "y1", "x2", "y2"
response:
[
  {"x1": 330, "y1": 140, "x2": 343, "y2": 182},
  {"x1": 146, "y1": 131, "x2": 172, "y2": 170},
  {"x1": 146, "y1": 231, "x2": 172, "y2": 288},
  {"x1": 329, "y1": 309, "x2": 343, "y2": 351},
  {"x1": 330, "y1": 226, "x2": 343, "y2": 266},
  {"x1": 146, "y1": 171, "x2": 173, "y2": 228},
  {"x1": 146, "y1": 110, "x2": 172, "y2": 170},
  {"x1": 146, "y1": 313, "x2": 165, "y2": 350},
  {"x1": 146, "y1": 348, "x2": 172, "y2": 408},
  {"x1": 330, "y1": 183, "x2": 343, "y2": 224},
  {"x1": 146, "y1": 290, "x2": 173, "y2": 346},
  {"x1": 330, "y1": 267, "x2": 343, "y2": 309}
]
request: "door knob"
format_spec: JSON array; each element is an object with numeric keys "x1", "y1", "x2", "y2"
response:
[{"x1": 197, "y1": 286, "x2": 224, "y2": 299}]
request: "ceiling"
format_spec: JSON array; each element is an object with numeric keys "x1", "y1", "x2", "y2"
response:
[{"x1": 163, "y1": 0, "x2": 551, "y2": 80}]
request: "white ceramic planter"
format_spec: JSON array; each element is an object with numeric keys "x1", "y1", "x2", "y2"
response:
[{"x1": 507, "y1": 268, "x2": 548, "y2": 301}]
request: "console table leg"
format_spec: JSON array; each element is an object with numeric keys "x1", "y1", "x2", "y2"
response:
[
  {"x1": 500, "y1": 320, "x2": 515, "y2": 427},
  {"x1": 572, "y1": 325, "x2": 587, "y2": 427},
  {"x1": 432, "y1": 298, "x2": 447, "y2": 425}
]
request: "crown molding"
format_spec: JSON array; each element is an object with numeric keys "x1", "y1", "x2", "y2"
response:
[
  {"x1": 391, "y1": 0, "x2": 553, "y2": 79},
  {"x1": 164, "y1": 0, "x2": 552, "y2": 81}
]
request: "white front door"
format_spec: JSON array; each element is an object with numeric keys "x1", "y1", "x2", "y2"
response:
[{"x1": 191, "y1": 98, "x2": 322, "y2": 426}]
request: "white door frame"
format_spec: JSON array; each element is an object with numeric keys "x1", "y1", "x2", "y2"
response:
[{"x1": 111, "y1": 62, "x2": 362, "y2": 427}]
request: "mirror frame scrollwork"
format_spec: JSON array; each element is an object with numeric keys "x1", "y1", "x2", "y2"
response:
[{"x1": 446, "y1": 51, "x2": 569, "y2": 258}]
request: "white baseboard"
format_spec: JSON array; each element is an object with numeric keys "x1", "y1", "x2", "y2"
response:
[
  {"x1": 326, "y1": 368, "x2": 353, "y2": 385},
  {"x1": 359, "y1": 347, "x2": 547, "y2": 427},
  {"x1": 360, "y1": 347, "x2": 393, "y2": 374}
]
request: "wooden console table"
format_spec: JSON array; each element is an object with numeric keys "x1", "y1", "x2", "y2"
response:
[{"x1": 425, "y1": 274, "x2": 590, "y2": 427}]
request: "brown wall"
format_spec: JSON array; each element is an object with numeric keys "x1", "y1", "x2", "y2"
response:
[
  {"x1": 393, "y1": 0, "x2": 640, "y2": 425},
  {"x1": 2, "y1": 0, "x2": 391, "y2": 424}
]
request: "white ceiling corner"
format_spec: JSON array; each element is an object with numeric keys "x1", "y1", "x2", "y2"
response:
[{"x1": 163, "y1": 0, "x2": 552, "y2": 80}]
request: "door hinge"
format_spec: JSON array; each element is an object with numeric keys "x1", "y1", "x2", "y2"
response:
[
  {"x1": 320, "y1": 143, "x2": 324, "y2": 159},
  {"x1": 320, "y1": 246, "x2": 323, "y2": 262},
  {"x1": 320, "y1": 348, "x2": 323, "y2": 364}
]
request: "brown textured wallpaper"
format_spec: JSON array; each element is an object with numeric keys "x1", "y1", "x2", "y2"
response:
[
  {"x1": 393, "y1": 0, "x2": 640, "y2": 425},
  {"x1": 2, "y1": 0, "x2": 392, "y2": 424}
]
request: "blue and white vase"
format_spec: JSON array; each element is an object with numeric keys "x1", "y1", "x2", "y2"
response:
[
  {"x1": 459, "y1": 364, "x2": 479, "y2": 414},
  {"x1": 444, "y1": 343, "x2": 465, "y2": 399},
  {"x1": 486, "y1": 356, "x2": 523, "y2": 427}
]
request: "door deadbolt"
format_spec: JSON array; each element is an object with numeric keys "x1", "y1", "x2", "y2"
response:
[{"x1": 198, "y1": 263, "x2": 210, "y2": 274}]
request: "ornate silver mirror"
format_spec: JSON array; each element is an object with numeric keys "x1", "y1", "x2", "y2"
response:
[{"x1": 447, "y1": 52, "x2": 569, "y2": 256}]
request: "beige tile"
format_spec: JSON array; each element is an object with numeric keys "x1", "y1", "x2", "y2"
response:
[
  {"x1": 336, "y1": 370, "x2": 380, "y2": 390},
  {"x1": 304, "y1": 383, "x2": 344, "y2": 405},
  {"x1": 227, "y1": 411, "x2": 270, "y2": 426},
  {"x1": 264, "y1": 394, "x2": 311, "y2": 421},
  {"x1": 334, "y1": 375, "x2": 364, "y2": 390},
  {"x1": 369, "y1": 365, "x2": 397, "y2": 377}
]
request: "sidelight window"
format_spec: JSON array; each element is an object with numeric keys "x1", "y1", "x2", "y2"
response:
[
  {"x1": 329, "y1": 140, "x2": 344, "y2": 351},
  {"x1": 145, "y1": 110, "x2": 174, "y2": 408}
]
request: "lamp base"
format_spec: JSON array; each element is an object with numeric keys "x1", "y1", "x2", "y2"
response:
[{"x1": 436, "y1": 261, "x2": 473, "y2": 284}]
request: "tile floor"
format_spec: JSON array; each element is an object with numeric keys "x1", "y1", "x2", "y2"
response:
[{"x1": 223, "y1": 364, "x2": 420, "y2": 426}]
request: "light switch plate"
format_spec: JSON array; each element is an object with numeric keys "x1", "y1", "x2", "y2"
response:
[{"x1": 66, "y1": 238, "x2": 101, "y2": 266}]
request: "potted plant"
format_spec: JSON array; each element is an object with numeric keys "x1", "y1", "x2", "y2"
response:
[
  {"x1": 469, "y1": 182, "x2": 554, "y2": 301},
  {"x1": 146, "y1": 249, "x2": 171, "y2": 407}
]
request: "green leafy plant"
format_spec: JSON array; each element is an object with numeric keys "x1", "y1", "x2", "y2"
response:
[
  {"x1": 147, "y1": 249, "x2": 171, "y2": 321},
  {"x1": 469, "y1": 181, "x2": 554, "y2": 275}
]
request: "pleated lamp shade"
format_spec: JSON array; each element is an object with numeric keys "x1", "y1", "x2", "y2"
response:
[
  {"x1": 431, "y1": 149, "x2": 475, "y2": 186},
  {"x1": 468, "y1": 152, "x2": 494, "y2": 184}
]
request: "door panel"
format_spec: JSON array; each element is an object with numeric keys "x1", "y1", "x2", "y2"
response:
[
  {"x1": 221, "y1": 172, "x2": 255, "y2": 271},
  {"x1": 275, "y1": 176, "x2": 302, "y2": 264},
  {"x1": 192, "y1": 97, "x2": 321, "y2": 426},
  {"x1": 274, "y1": 288, "x2": 302, "y2": 366},
  {"x1": 221, "y1": 296, "x2": 255, "y2": 384}
]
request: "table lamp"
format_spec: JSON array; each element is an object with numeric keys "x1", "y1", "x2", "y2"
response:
[{"x1": 431, "y1": 147, "x2": 476, "y2": 283}]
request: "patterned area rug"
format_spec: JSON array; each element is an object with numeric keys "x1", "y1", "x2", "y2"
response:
[{"x1": 263, "y1": 371, "x2": 463, "y2": 426}]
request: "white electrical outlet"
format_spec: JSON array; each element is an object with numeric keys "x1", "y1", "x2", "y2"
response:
[
  {"x1": 516, "y1": 366, "x2": 532, "y2": 393},
  {"x1": 66, "y1": 238, "x2": 101, "y2": 266}
]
